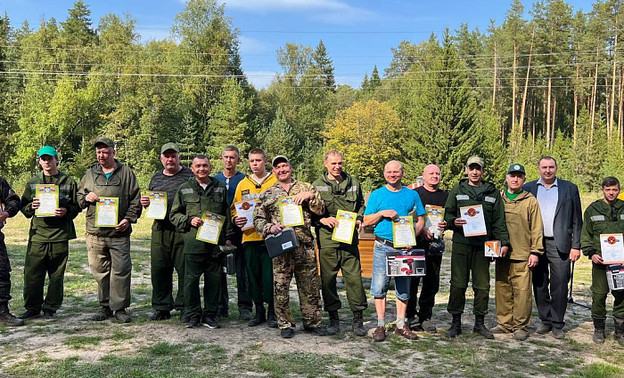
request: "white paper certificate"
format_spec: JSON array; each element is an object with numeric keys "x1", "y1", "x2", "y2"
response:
[
  {"x1": 95, "y1": 197, "x2": 119, "y2": 227},
  {"x1": 331, "y1": 210, "x2": 357, "y2": 244},
  {"x1": 392, "y1": 216, "x2": 417, "y2": 248},
  {"x1": 35, "y1": 184, "x2": 59, "y2": 217},
  {"x1": 425, "y1": 205, "x2": 445, "y2": 238},
  {"x1": 196, "y1": 212, "x2": 225, "y2": 244},
  {"x1": 601, "y1": 233, "x2": 624, "y2": 264},
  {"x1": 146, "y1": 191, "x2": 167, "y2": 220},
  {"x1": 279, "y1": 196, "x2": 304, "y2": 227},
  {"x1": 234, "y1": 199, "x2": 257, "y2": 231},
  {"x1": 460, "y1": 205, "x2": 487, "y2": 237}
]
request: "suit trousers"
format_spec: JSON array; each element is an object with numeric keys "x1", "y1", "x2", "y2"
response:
[{"x1": 532, "y1": 237, "x2": 570, "y2": 329}]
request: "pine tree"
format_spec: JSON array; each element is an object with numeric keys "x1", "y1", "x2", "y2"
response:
[{"x1": 313, "y1": 40, "x2": 335, "y2": 92}]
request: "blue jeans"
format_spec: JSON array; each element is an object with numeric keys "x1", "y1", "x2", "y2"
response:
[{"x1": 370, "y1": 241, "x2": 411, "y2": 302}]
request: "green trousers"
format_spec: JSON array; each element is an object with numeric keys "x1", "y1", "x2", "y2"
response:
[
  {"x1": 150, "y1": 227, "x2": 185, "y2": 312},
  {"x1": 591, "y1": 263, "x2": 624, "y2": 320},
  {"x1": 23, "y1": 240, "x2": 69, "y2": 313},
  {"x1": 184, "y1": 253, "x2": 221, "y2": 319},
  {"x1": 244, "y1": 241, "x2": 274, "y2": 308},
  {"x1": 447, "y1": 243, "x2": 491, "y2": 316},
  {"x1": 318, "y1": 243, "x2": 367, "y2": 313}
]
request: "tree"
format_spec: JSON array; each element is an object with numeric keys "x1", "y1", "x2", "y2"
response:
[{"x1": 313, "y1": 40, "x2": 335, "y2": 92}]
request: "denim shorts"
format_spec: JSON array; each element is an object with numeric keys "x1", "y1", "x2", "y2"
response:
[{"x1": 370, "y1": 241, "x2": 411, "y2": 301}]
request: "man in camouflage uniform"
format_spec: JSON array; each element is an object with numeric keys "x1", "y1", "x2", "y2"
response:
[{"x1": 253, "y1": 155, "x2": 326, "y2": 338}]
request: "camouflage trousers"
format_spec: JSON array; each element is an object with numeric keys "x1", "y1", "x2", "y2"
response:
[{"x1": 273, "y1": 242, "x2": 322, "y2": 329}]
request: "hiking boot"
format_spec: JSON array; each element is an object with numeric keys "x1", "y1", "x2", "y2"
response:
[
  {"x1": 514, "y1": 329, "x2": 529, "y2": 341},
  {"x1": 552, "y1": 327, "x2": 565, "y2": 339},
  {"x1": 352, "y1": 311, "x2": 367, "y2": 337},
  {"x1": 0, "y1": 308, "x2": 25, "y2": 327},
  {"x1": 473, "y1": 315, "x2": 494, "y2": 339},
  {"x1": 90, "y1": 306, "x2": 113, "y2": 321},
  {"x1": 267, "y1": 305, "x2": 278, "y2": 328},
  {"x1": 248, "y1": 306, "x2": 266, "y2": 327},
  {"x1": 490, "y1": 325, "x2": 510, "y2": 334},
  {"x1": 445, "y1": 314, "x2": 462, "y2": 338},
  {"x1": 217, "y1": 308, "x2": 229, "y2": 318},
  {"x1": 280, "y1": 327, "x2": 294, "y2": 339},
  {"x1": 326, "y1": 311, "x2": 340, "y2": 335},
  {"x1": 42, "y1": 310, "x2": 56, "y2": 321},
  {"x1": 18, "y1": 309, "x2": 41, "y2": 320},
  {"x1": 186, "y1": 316, "x2": 200, "y2": 328},
  {"x1": 114, "y1": 309, "x2": 132, "y2": 323},
  {"x1": 239, "y1": 308, "x2": 252, "y2": 321},
  {"x1": 148, "y1": 310, "x2": 171, "y2": 321},
  {"x1": 304, "y1": 326, "x2": 328, "y2": 336},
  {"x1": 535, "y1": 323, "x2": 552, "y2": 335},
  {"x1": 395, "y1": 325, "x2": 419, "y2": 340},
  {"x1": 420, "y1": 319, "x2": 437, "y2": 333},
  {"x1": 593, "y1": 318, "x2": 606, "y2": 344},
  {"x1": 179, "y1": 310, "x2": 189, "y2": 323},
  {"x1": 373, "y1": 326, "x2": 386, "y2": 342},
  {"x1": 202, "y1": 314, "x2": 221, "y2": 329},
  {"x1": 614, "y1": 317, "x2": 624, "y2": 346}
]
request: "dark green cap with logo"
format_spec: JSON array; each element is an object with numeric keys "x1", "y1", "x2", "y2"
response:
[
  {"x1": 507, "y1": 163, "x2": 526, "y2": 174},
  {"x1": 93, "y1": 137, "x2": 115, "y2": 148},
  {"x1": 160, "y1": 142, "x2": 180, "y2": 154}
]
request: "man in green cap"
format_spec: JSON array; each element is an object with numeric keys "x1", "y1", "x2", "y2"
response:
[
  {"x1": 19, "y1": 146, "x2": 81, "y2": 320},
  {"x1": 444, "y1": 155, "x2": 510, "y2": 339},
  {"x1": 140, "y1": 143, "x2": 192, "y2": 321},
  {"x1": 77, "y1": 137, "x2": 142, "y2": 323}
]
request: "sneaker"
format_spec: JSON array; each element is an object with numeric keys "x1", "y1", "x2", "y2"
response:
[
  {"x1": 552, "y1": 327, "x2": 565, "y2": 339},
  {"x1": 42, "y1": 310, "x2": 56, "y2": 321},
  {"x1": 0, "y1": 310, "x2": 25, "y2": 326},
  {"x1": 536, "y1": 323, "x2": 552, "y2": 335},
  {"x1": 148, "y1": 310, "x2": 171, "y2": 321},
  {"x1": 490, "y1": 325, "x2": 510, "y2": 334},
  {"x1": 514, "y1": 329, "x2": 529, "y2": 341},
  {"x1": 395, "y1": 325, "x2": 419, "y2": 340},
  {"x1": 114, "y1": 310, "x2": 132, "y2": 323},
  {"x1": 280, "y1": 327, "x2": 295, "y2": 338},
  {"x1": 239, "y1": 308, "x2": 252, "y2": 321},
  {"x1": 202, "y1": 315, "x2": 220, "y2": 329},
  {"x1": 421, "y1": 320, "x2": 437, "y2": 333},
  {"x1": 90, "y1": 306, "x2": 113, "y2": 321},
  {"x1": 373, "y1": 326, "x2": 386, "y2": 342},
  {"x1": 186, "y1": 316, "x2": 200, "y2": 328},
  {"x1": 18, "y1": 309, "x2": 41, "y2": 320}
]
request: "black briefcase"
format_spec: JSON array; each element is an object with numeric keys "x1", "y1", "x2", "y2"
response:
[{"x1": 265, "y1": 228, "x2": 300, "y2": 258}]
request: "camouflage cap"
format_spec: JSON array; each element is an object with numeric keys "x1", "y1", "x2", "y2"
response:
[{"x1": 466, "y1": 155, "x2": 484, "y2": 168}]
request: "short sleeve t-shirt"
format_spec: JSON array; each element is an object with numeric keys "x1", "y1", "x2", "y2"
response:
[{"x1": 364, "y1": 186, "x2": 426, "y2": 241}]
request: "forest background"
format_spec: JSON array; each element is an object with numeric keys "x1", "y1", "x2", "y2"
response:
[{"x1": 0, "y1": 0, "x2": 622, "y2": 192}]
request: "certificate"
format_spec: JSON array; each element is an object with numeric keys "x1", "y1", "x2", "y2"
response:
[
  {"x1": 601, "y1": 233, "x2": 624, "y2": 264},
  {"x1": 425, "y1": 205, "x2": 445, "y2": 238},
  {"x1": 331, "y1": 210, "x2": 357, "y2": 244},
  {"x1": 234, "y1": 199, "x2": 257, "y2": 231},
  {"x1": 392, "y1": 216, "x2": 417, "y2": 248},
  {"x1": 145, "y1": 191, "x2": 167, "y2": 220},
  {"x1": 460, "y1": 205, "x2": 487, "y2": 237},
  {"x1": 35, "y1": 184, "x2": 59, "y2": 217},
  {"x1": 196, "y1": 212, "x2": 225, "y2": 244},
  {"x1": 279, "y1": 196, "x2": 304, "y2": 227},
  {"x1": 95, "y1": 197, "x2": 119, "y2": 227}
]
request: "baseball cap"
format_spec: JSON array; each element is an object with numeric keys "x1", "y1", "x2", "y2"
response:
[
  {"x1": 466, "y1": 156, "x2": 484, "y2": 168},
  {"x1": 272, "y1": 155, "x2": 289, "y2": 166},
  {"x1": 507, "y1": 163, "x2": 526, "y2": 174},
  {"x1": 160, "y1": 142, "x2": 180, "y2": 154},
  {"x1": 93, "y1": 137, "x2": 115, "y2": 148},
  {"x1": 37, "y1": 146, "x2": 58, "y2": 157}
]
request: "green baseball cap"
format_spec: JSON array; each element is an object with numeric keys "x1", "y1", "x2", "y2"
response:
[
  {"x1": 93, "y1": 137, "x2": 115, "y2": 148},
  {"x1": 37, "y1": 146, "x2": 58, "y2": 157},
  {"x1": 466, "y1": 155, "x2": 484, "y2": 168},
  {"x1": 507, "y1": 163, "x2": 526, "y2": 174},
  {"x1": 160, "y1": 142, "x2": 180, "y2": 154}
]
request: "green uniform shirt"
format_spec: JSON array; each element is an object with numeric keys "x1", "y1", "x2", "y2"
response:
[
  {"x1": 444, "y1": 178, "x2": 510, "y2": 247},
  {"x1": 581, "y1": 198, "x2": 624, "y2": 258},
  {"x1": 21, "y1": 171, "x2": 81, "y2": 242},
  {"x1": 312, "y1": 171, "x2": 365, "y2": 248}
]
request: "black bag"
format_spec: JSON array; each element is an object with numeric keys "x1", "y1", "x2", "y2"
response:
[{"x1": 265, "y1": 228, "x2": 300, "y2": 258}]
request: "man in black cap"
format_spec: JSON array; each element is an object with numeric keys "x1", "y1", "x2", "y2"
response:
[
  {"x1": 140, "y1": 143, "x2": 192, "y2": 321},
  {"x1": 77, "y1": 137, "x2": 142, "y2": 323}
]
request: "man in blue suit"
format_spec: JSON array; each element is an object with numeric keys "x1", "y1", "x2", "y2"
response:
[{"x1": 523, "y1": 156, "x2": 582, "y2": 339}]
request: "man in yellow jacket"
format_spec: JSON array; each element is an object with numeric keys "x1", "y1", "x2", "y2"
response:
[{"x1": 492, "y1": 164, "x2": 544, "y2": 340}]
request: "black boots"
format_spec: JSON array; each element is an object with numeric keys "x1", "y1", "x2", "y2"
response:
[
  {"x1": 326, "y1": 310, "x2": 340, "y2": 335},
  {"x1": 352, "y1": 311, "x2": 367, "y2": 336},
  {"x1": 0, "y1": 306, "x2": 24, "y2": 327},
  {"x1": 614, "y1": 317, "x2": 624, "y2": 346},
  {"x1": 445, "y1": 314, "x2": 462, "y2": 338},
  {"x1": 473, "y1": 315, "x2": 494, "y2": 339},
  {"x1": 593, "y1": 318, "x2": 606, "y2": 344}
]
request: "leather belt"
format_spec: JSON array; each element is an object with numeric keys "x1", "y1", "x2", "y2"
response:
[{"x1": 375, "y1": 236, "x2": 394, "y2": 248}]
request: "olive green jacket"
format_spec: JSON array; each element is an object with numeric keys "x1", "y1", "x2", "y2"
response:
[{"x1": 581, "y1": 198, "x2": 624, "y2": 258}]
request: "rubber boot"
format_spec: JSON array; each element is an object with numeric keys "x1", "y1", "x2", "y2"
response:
[
  {"x1": 352, "y1": 311, "x2": 367, "y2": 337},
  {"x1": 614, "y1": 317, "x2": 624, "y2": 346},
  {"x1": 445, "y1": 314, "x2": 462, "y2": 338},
  {"x1": 593, "y1": 318, "x2": 605, "y2": 344},
  {"x1": 473, "y1": 315, "x2": 494, "y2": 339},
  {"x1": 326, "y1": 310, "x2": 340, "y2": 335}
]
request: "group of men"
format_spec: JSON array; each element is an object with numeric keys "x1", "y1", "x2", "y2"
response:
[{"x1": 0, "y1": 139, "x2": 622, "y2": 345}]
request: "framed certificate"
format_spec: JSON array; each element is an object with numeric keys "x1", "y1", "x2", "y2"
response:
[
  {"x1": 196, "y1": 212, "x2": 225, "y2": 244},
  {"x1": 425, "y1": 205, "x2": 444, "y2": 238},
  {"x1": 234, "y1": 199, "x2": 257, "y2": 231},
  {"x1": 279, "y1": 196, "x2": 304, "y2": 227},
  {"x1": 601, "y1": 233, "x2": 624, "y2": 264},
  {"x1": 331, "y1": 210, "x2": 357, "y2": 244},
  {"x1": 146, "y1": 191, "x2": 167, "y2": 220},
  {"x1": 95, "y1": 197, "x2": 119, "y2": 227},
  {"x1": 460, "y1": 205, "x2": 487, "y2": 237},
  {"x1": 392, "y1": 216, "x2": 417, "y2": 248},
  {"x1": 35, "y1": 184, "x2": 59, "y2": 217}
]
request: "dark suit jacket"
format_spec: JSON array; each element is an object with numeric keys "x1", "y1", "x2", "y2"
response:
[{"x1": 523, "y1": 178, "x2": 582, "y2": 254}]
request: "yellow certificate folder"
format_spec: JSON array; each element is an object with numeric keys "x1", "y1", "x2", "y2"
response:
[
  {"x1": 196, "y1": 212, "x2": 225, "y2": 245},
  {"x1": 279, "y1": 196, "x2": 304, "y2": 227},
  {"x1": 35, "y1": 184, "x2": 59, "y2": 217},
  {"x1": 331, "y1": 210, "x2": 357, "y2": 244},
  {"x1": 95, "y1": 197, "x2": 119, "y2": 227}
]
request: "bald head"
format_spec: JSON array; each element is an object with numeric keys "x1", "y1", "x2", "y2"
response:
[
  {"x1": 422, "y1": 164, "x2": 441, "y2": 190},
  {"x1": 383, "y1": 160, "x2": 404, "y2": 187},
  {"x1": 385, "y1": 160, "x2": 403, "y2": 172}
]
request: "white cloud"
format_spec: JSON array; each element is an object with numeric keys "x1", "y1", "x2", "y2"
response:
[
  {"x1": 239, "y1": 36, "x2": 268, "y2": 54},
  {"x1": 244, "y1": 71, "x2": 279, "y2": 89}
]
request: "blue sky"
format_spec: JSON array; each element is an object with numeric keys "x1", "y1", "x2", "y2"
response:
[{"x1": 2, "y1": 0, "x2": 594, "y2": 89}]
